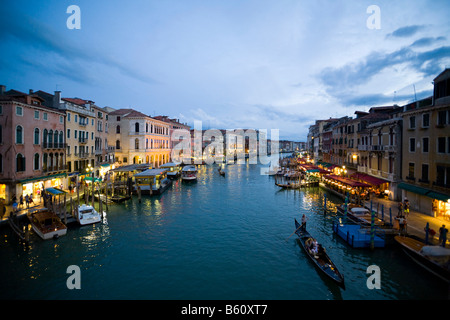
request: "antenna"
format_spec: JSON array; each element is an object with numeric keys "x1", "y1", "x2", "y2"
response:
[{"x1": 413, "y1": 85, "x2": 417, "y2": 101}]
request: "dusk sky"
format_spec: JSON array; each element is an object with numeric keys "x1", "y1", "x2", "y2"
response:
[{"x1": 1, "y1": 0, "x2": 450, "y2": 141}]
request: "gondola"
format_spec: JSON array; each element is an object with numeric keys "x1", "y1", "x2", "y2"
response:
[{"x1": 294, "y1": 219, "x2": 345, "y2": 289}]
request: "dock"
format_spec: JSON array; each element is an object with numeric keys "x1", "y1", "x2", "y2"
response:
[{"x1": 332, "y1": 219, "x2": 386, "y2": 248}]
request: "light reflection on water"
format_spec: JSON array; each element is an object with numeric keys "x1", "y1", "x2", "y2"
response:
[{"x1": 0, "y1": 161, "x2": 448, "y2": 300}]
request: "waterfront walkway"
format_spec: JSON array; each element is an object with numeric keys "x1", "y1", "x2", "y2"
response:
[{"x1": 365, "y1": 197, "x2": 449, "y2": 246}]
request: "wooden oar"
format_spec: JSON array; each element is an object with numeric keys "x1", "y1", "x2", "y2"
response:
[{"x1": 286, "y1": 222, "x2": 304, "y2": 241}]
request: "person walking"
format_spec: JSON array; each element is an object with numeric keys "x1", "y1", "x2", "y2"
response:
[
  {"x1": 397, "y1": 201, "x2": 403, "y2": 216},
  {"x1": 439, "y1": 225, "x2": 448, "y2": 248},
  {"x1": 403, "y1": 198, "x2": 410, "y2": 217}
]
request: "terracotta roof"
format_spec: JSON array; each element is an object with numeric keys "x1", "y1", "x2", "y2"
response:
[
  {"x1": 62, "y1": 98, "x2": 91, "y2": 105},
  {"x1": 108, "y1": 108, "x2": 149, "y2": 118}
]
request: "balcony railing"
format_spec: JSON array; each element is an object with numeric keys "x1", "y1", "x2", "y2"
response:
[{"x1": 43, "y1": 142, "x2": 67, "y2": 149}]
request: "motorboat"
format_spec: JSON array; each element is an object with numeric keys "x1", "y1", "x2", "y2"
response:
[
  {"x1": 76, "y1": 204, "x2": 102, "y2": 226},
  {"x1": 181, "y1": 165, "x2": 198, "y2": 181},
  {"x1": 27, "y1": 208, "x2": 67, "y2": 240}
]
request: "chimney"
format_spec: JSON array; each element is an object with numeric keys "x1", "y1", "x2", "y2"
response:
[
  {"x1": 53, "y1": 91, "x2": 61, "y2": 109},
  {"x1": 29, "y1": 89, "x2": 34, "y2": 94},
  {"x1": 0, "y1": 85, "x2": 5, "y2": 95}
]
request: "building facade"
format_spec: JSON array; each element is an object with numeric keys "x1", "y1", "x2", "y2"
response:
[
  {"x1": 399, "y1": 70, "x2": 450, "y2": 218},
  {"x1": 108, "y1": 109, "x2": 171, "y2": 168},
  {"x1": 0, "y1": 86, "x2": 67, "y2": 203}
]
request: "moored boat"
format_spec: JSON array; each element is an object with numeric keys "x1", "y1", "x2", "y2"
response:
[
  {"x1": 181, "y1": 165, "x2": 198, "y2": 181},
  {"x1": 134, "y1": 169, "x2": 172, "y2": 195},
  {"x1": 160, "y1": 162, "x2": 182, "y2": 178},
  {"x1": 27, "y1": 208, "x2": 67, "y2": 240},
  {"x1": 394, "y1": 235, "x2": 450, "y2": 283},
  {"x1": 76, "y1": 204, "x2": 103, "y2": 226},
  {"x1": 337, "y1": 204, "x2": 386, "y2": 227},
  {"x1": 294, "y1": 219, "x2": 345, "y2": 289}
]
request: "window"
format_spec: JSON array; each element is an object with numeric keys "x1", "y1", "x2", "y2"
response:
[
  {"x1": 436, "y1": 165, "x2": 449, "y2": 188},
  {"x1": 117, "y1": 116, "x2": 121, "y2": 121},
  {"x1": 422, "y1": 137, "x2": 429, "y2": 153},
  {"x1": 75, "y1": 115, "x2": 78, "y2": 123},
  {"x1": 16, "y1": 106, "x2": 23, "y2": 116},
  {"x1": 92, "y1": 119, "x2": 94, "y2": 126},
  {"x1": 34, "y1": 110, "x2": 39, "y2": 119},
  {"x1": 422, "y1": 113, "x2": 430, "y2": 128},
  {"x1": 409, "y1": 116, "x2": 415, "y2": 129},
  {"x1": 116, "y1": 125, "x2": 121, "y2": 134},
  {"x1": 34, "y1": 128, "x2": 40, "y2": 145},
  {"x1": 135, "y1": 122, "x2": 140, "y2": 133},
  {"x1": 67, "y1": 113, "x2": 71, "y2": 122},
  {"x1": 34, "y1": 153, "x2": 40, "y2": 170},
  {"x1": 91, "y1": 132, "x2": 94, "y2": 140},
  {"x1": 43, "y1": 112, "x2": 48, "y2": 121},
  {"x1": 408, "y1": 162, "x2": 415, "y2": 179},
  {"x1": 421, "y1": 164, "x2": 429, "y2": 182},
  {"x1": 409, "y1": 138, "x2": 415, "y2": 152},
  {"x1": 135, "y1": 138, "x2": 139, "y2": 149},
  {"x1": 438, "y1": 137, "x2": 446, "y2": 153},
  {"x1": 67, "y1": 129, "x2": 71, "y2": 139},
  {"x1": 16, "y1": 125, "x2": 23, "y2": 144},
  {"x1": 75, "y1": 130, "x2": 78, "y2": 139},
  {"x1": 60, "y1": 116, "x2": 64, "y2": 123},
  {"x1": 437, "y1": 110, "x2": 447, "y2": 126},
  {"x1": 116, "y1": 140, "x2": 121, "y2": 149},
  {"x1": 16, "y1": 154, "x2": 25, "y2": 172}
]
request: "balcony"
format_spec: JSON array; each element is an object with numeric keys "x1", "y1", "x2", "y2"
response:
[
  {"x1": 78, "y1": 137, "x2": 87, "y2": 144},
  {"x1": 368, "y1": 145, "x2": 383, "y2": 152},
  {"x1": 43, "y1": 142, "x2": 67, "y2": 149},
  {"x1": 383, "y1": 145, "x2": 396, "y2": 152},
  {"x1": 357, "y1": 145, "x2": 367, "y2": 151}
]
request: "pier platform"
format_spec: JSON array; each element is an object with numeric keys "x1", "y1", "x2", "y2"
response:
[{"x1": 332, "y1": 220, "x2": 386, "y2": 248}]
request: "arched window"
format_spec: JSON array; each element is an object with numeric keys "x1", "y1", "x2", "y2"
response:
[
  {"x1": 135, "y1": 138, "x2": 139, "y2": 150},
  {"x1": 49, "y1": 130, "x2": 53, "y2": 147},
  {"x1": 43, "y1": 129, "x2": 48, "y2": 145},
  {"x1": 116, "y1": 125, "x2": 121, "y2": 134},
  {"x1": 34, "y1": 153, "x2": 40, "y2": 170},
  {"x1": 135, "y1": 122, "x2": 139, "y2": 133},
  {"x1": 34, "y1": 128, "x2": 40, "y2": 145},
  {"x1": 116, "y1": 140, "x2": 121, "y2": 149},
  {"x1": 43, "y1": 153, "x2": 48, "y2": 171},
  {"x1": 16, "y1": 125, "x2": 23, "y2": 144},
  {"x1": 54, "y1": 130, "x2": 58, "y2": 144},
  {"x1": 16, "y1": 153, "x2": 25, "y2": 172},
  {"x1": 59, "y1": 131, "x2": 64, "y2": 145}
]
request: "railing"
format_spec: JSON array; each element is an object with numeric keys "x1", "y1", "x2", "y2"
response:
[{"x1": 43, "y1": 142, "x2": 67, "y2": 149}]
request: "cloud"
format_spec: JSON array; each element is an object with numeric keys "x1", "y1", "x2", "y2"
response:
[
  {"x1": 386, "y1": 25, "x2": 426, "y2": 38},
  {"x1": 0, "y1": 7, "x2": 158, "y2": 85},
  {"x1": 318, "y1": 37, "x2": 450, "y2": 106},
  {"x1": 410, "y1": 36, "x2": 446, "y2": 48}
]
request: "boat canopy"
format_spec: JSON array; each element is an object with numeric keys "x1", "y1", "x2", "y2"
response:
[
  {"x1": 420, "y1": 246, "x2": 450, "y2": 257},
  {"x1": 160, "y1": 162, "x2": 180, "y2": 168},
  {"x1": 134, "y1": 169, "x2": 167, "y2": 177},
  {"x1": 45, "y1": 187, "x2": 66, "y2": 195}
]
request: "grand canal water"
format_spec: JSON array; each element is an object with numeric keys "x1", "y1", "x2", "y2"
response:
[{"x1": 0, "y1": 160, "x2": 448, "y2": 300}]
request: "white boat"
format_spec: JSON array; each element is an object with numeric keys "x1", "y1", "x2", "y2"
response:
[
  {"x1": 76, "y1": 204, "x2": 102, "y2": 226},
  {"x1": 27, "y1": 208, "x2": 67, "y2": 240},
  {"x1": 181, "y1": 165, "x2": 198, "y2": 181},
  {"x1": 160, "y1": 162, "x2": 182, "y2": 178}
]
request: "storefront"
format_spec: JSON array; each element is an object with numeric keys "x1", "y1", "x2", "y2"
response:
[
  {"x1": 398, "y1": 182, "x2": 450, "y2": 219},
  {"x1": 0, "y1": 184, "x2": 6, "y2": 200},
  {"x1": 18, "y1": 173, "x2": 67, "y2": 201}
]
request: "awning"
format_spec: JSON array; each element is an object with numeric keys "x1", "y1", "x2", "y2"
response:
[
  {"x1": 84, "y1": 177, "x2": 101, "y2": 182},
  {"x1": 19, "y1": 172, "x2": 67, "y2": 184},
  {"x1": 351, "y1": 173, "x2": 388, "y2": 186},
  {"x1": 398, "y1": 183, "x2": 450, "y2": 201},
  {"x1": 426, "y1": 191, "x2": 450, "y2": 202},
  {"x1": 398, "y1": 182, "x2": 430, "y2": 196},
  {"x1": 324, "y1": 175, "x2": 371, "y2": 188},
  {"x1": 45, "y1": 187, "x2": 66, "y2": 195}
]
